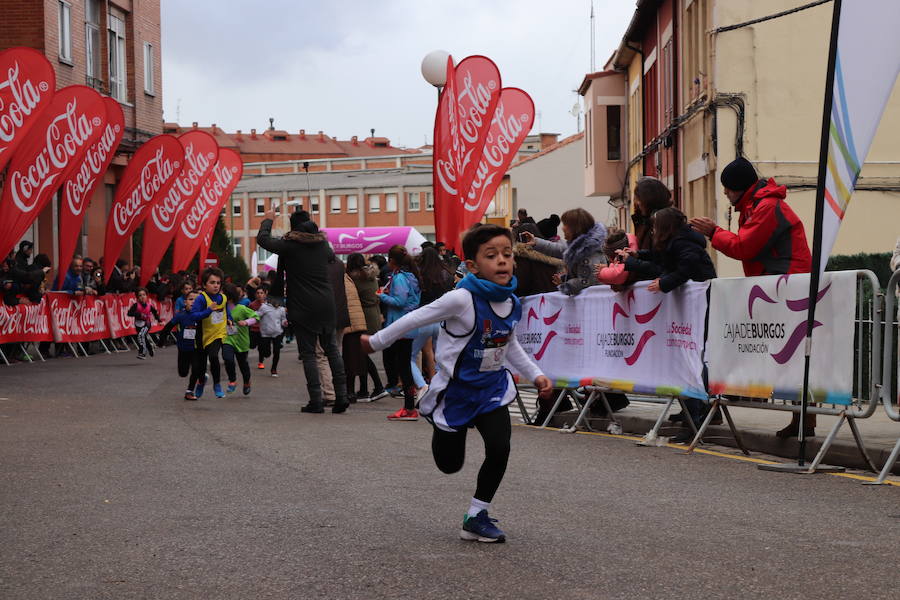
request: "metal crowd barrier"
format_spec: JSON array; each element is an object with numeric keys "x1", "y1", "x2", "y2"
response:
[
  {"x1": 868, "y1": 269, "x2": 900, "y2": 484},
  {"x1": 686, "y1": 270, "x2": 882, "y2": 472}
]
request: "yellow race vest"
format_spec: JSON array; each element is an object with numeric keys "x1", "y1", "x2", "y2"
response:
[{"x1": 200, "y1": 291, "x2": 227, "y2": 348}]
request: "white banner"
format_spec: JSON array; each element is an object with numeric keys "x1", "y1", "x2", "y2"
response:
[
  {"x1": 820, "y1": 0, "x2": 900, "y2": 270},
  {"x1": 515, "y1": 282, "x2": 709, "y2": 399},
  {"x1": 706, "y1": 272, "x2": 856, "y2": 404}
]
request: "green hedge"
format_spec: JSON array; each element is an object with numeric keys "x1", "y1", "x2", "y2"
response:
[{"x1": 826, "y1": 252, "x2": 892, "y2": 289}]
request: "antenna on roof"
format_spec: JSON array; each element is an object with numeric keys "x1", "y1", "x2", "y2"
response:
[
  {"x1": 268, "y1": 117, "x2": 275, "y2": 131},
  {"x1": 370, "y1": 128, "x2": 375, "y2": 138}
]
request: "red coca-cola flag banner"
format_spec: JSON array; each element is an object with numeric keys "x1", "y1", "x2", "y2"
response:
[
  {"x1": 458, "y1": 87, "x2": 535, "y2": 235},
  {"x1": 171, "y1": 148, "x2": 243, "y2": 272},
  {"x1": 46, "y1": 291, "x2": 110, "y2": 343},
  {"x1": 0, "y1": 85, "x2": 108, "y2": 259},
  {"x1": 139, "y1": 130, "x2": 219, "y2": 286},
  {"x1": 148, "y1": 295, "x2": 173, "y2": 333},
  {"x1": 0, "y1": 47, "x2": 56, "y2": 173},
  {"x1": 56, "y1": 98, "x2": 124, "y2": 288},
  {"x1": 433, "y1": 55, "x2": 459, "y2": 250},
  {"x1": 103, "y1": 292, "x2": 136, "y2": 338},
  {"x1": 451, "y1": 56, "x2": 502, "y2": 212},
  {"x1": 0, "y1": 300, "x2": 52, "y2": 344},
  {"x1": 102, "y1": 134, "x2": 184, "y2": 283}
]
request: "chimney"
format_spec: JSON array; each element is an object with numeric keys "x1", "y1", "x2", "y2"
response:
[
  {"x1": 299, "y1": 129, "x2": 306, "y2": 139},
  {"x1": 250, "y1": 128, "x2": 257, "y2": 139},
  {"x1": 317, "y1": 130, "x2": 324, "y2": 142},
  {"x1": 211, "y1": 124, "x2": 217, "y2": 134},
  {"x1": 191, "y1": 121, "x2": 198, "y2": 129},
  {"x1": 351, "y1": 136, "x2": 358, "y2": 145}
]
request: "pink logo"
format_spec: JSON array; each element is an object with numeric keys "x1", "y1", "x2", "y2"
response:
[
  {"x1": 746, "y1": 275, "x2": 828, "y2": 364},
  {"x1": 526, "y1": 297, "x2": 562, "y2": 360},
  {"x1": 612, "y1": 290, "x2": 662, "y2": 365}
]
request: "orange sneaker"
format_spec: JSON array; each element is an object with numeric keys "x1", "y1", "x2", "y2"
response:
[
  {"x1": 387, "y1": 408, "x2": 419, "y2": 421},
  {"x1": 257, "y1": 362, "x2": 265, "y2": 370}
]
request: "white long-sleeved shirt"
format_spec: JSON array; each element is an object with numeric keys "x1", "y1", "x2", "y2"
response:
[{"x1": 370, "y1": 288, "x2": 543, "y2": 429}]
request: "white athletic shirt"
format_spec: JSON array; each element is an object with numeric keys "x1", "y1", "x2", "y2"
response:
[{"x1": 370, "y1": 288, "x2": 543, "y2": 430}]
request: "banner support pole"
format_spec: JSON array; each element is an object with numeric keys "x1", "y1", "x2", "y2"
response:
[{"x1": 758, "y1": 0, "x2": 845, "y2": 475}]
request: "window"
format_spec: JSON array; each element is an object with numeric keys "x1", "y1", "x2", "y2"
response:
[
  {"x1": 58, "y1": 2, "x2": 72, "y2": 63},
  {"x1": 330, "y1": 195, "x2": 341, "y2": 213},
  {"x1": 108, "y1": 14, "x2": 127, "y2": 101},
  {"x1": 407, "y1": 192, "x2": 420, "y2": 211},
  {"x1": 255, "y1": 198, "x2": 265, "y2": 215},
  {"x1": 368, "y1": 194, "x2": 380, "y2": 212},
  {"x1": 310, "y1": 196, "x2": 319, "y2": 214},
  {"x1": 232, "y1": 199, "x2": 242, "y2": 216},
  {"x1": 272, "y1": 199, "x2": 281, "y2": 216},
  {"x1": 662, "y1": 39, "x2": 675, "y2": 126},
  {"x1": 607, "y1": 105, "x2": 622, "y2": 161},
  {"x1": 232, "y1": 237, "x2": 242, "y2": 258},
  {"x1": 385, "y1": 193, "x2": 398, "y2": 213},
  {"x1": 143, "y1": 43, "x2": 155, "y2": 95},
  {"x1": 346, "y1": 195, "x2": 358, "y2": 213},
  {"x1": 257, "y1": 246, "x2": 273, "y2": 262},
  {"x1": 426, "y1": 192, "x2": 434, "y2": 211},
  {"x1": 85, "y1": 1, "x2": 101, "y2": 86}
]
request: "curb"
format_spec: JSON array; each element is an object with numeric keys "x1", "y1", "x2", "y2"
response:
[{"x1": 546, "y1": 411, "x2": 900, "y2": 475}]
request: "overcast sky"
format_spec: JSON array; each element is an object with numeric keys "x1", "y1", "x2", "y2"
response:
[{"x1": 161, "y1": 1, "x2": 635, "y2": 149}]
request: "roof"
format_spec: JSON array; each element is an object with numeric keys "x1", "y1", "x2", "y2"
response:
[
  {"x1": 234, "y1": 168, "x2": 434, "y2": 194},
  {"x1": 509, "y1": 132, "x2": 584, "y2": 169},
  {"x1": 577, "y1": 71, "x2": 620, "y2": 96},
  {"x1": 611, "y1": 0, "x2": 663, "y2": 70},
  {"x1": 161, "y1": 123, "x2": 421, "y2": 159}
]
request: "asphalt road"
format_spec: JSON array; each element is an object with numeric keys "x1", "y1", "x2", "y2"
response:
[{"x1": 2, "y1": 344, "x2": 899, "y2": 599}]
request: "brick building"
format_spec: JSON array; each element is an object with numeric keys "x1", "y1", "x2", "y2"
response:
[
  {"x1": 161, "y1": 121, "x2": 424, "y2": 166},
  {"x1": 0, "y1": 0, "x2": 163, "y2": 269}
]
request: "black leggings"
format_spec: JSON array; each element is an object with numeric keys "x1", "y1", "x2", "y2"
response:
[
  {"x1": 431, "y1": 405, "x2": 511, "y2": 503},
  {"x1": 136, "y1": 325, "x2": 150, "y2": 356},
  {"x1": 382, "y1": 338, "x2": 415, "y2": 409},
  {"x1": 180, "y1": 348, "x2": 207, "y2": 390},
  {"x1": 259, "y1": 335, "x2": 282, "y2": 371},
  {"x1": 198, "y1": 339, "x2": 222, "y2": 384},
  {"x1": 223, "y1": 344, "x2": 251, "y2": 385}
]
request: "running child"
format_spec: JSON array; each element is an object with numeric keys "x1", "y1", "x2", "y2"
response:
[
  {"x1": 127, "y1": 287, "x2": 159, "y2": 359},
  {"x1": 190, "y1": 267, "x2": 231, "y2": 398},
  {"x1": 362, "y1": 224, "x2": 552, "y2": 543},
  {"x1": 223, "y1": 283, "x2": 259, "y2": 395},
  {"x1": 256, "y1": 295, "x2": 287, "y2": 377},
  {"x1": 160, "y1": 289, "x2": 205, "y2": 400},
  {"x1": 248, "y1": 286, "x2": 267, "y2": 368}
]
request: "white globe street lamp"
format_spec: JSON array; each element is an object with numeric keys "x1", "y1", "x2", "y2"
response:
[{"x1": 421, "y1": 50, "x2": 451, "y2": 88}]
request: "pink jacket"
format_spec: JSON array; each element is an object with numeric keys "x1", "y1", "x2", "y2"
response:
[{"x1": 596, "y1": 233, "x2": 638, "y2": 285}]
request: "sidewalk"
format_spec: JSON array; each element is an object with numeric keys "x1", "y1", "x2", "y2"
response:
[{"x1": 533, "y1": 396, "x2": 900, "y2": 475}]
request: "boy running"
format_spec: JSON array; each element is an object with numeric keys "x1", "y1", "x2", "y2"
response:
[
  {"x1": 223, "y1": 283, "x2": 259, "y2": 395},
  {"x1": 161, "y1": 290, "x2": 205, "y2": 400},
  {"x1": 362, "y1": 224, "x2": 552, "y2": 543},
  {"x1": 190, "y1": 268, "x2": 231, "y2": 398}
]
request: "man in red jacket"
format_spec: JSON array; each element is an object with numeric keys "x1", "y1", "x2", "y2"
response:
[{"x1": 690, "y1": 157, "x2": 814, "y2": 438}]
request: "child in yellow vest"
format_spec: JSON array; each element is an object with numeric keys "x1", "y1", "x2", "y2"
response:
[{"x1": 189, "y1": 267, "x2": 232, "y2": 398}]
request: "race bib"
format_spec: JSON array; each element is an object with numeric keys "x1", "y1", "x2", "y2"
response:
[
  {"x1": 226, "y1": 324, "x2": 237, "y2": 336},
  {"x1": 478, "y1": 346, "x2": 507, "y2": 372},
  {"x1": 183, "y1": 328, "x2": 196, "y2": 340},
  {"x1": 210, "y1": 310, "x2": 225, "y2": 325}
]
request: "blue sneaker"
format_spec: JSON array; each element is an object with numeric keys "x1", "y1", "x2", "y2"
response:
[
  {"x1": 227, "y1": 381, "x2": 237, "y2": 393},
  {"x1": 194, "y1": 374, "x2": 207, "y2": 398},
  {"x1": 460, "y1": 510, "x2": 506, "y2": 543},
  {"x1": 214, "y1": 384, "x2": 225, "y2": 398}
]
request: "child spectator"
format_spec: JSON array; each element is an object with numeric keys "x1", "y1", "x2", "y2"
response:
[
  {"x1": 190, "y1": 267, "x2": 231, "y2": 398},
  {"x1": 223, "y1": 283, "x2": 259, "y2": 395},
  {"x1": 256, "y1": 294, "x2": 287, "y2": 378},
  {"x1": 595, "y1": 228, "x2": 639, "y2": 286},
  {"x1": 127, "y1": 287, "x2": 159, "y2": 359},
  {"x1": 362, "y1": 224, "x2": 552, "y2": 543},
  {"x1": 378, "y1": 245, "x2": 421, "y2": 420},
  {"x1": 160, "y1": 290, "x2": 205, "y2": 400}
]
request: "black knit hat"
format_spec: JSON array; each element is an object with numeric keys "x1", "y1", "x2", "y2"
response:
[{"x1": 720, "y1": 157, "x2": 758, "y2": 192}]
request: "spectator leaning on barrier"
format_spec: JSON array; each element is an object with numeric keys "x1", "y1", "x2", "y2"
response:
[
  {"x1": 632, "y1": 177, "x2": 674, "y2": 251},
  {"x1": 521, "y1": 208, "x2": 608, "y2": 296},
  {"x1": 690, "y1": 157, "x2": 814, "y2": 439},
  {"x1": 512, "y1": 222, "x2": 563, "y2": 297},
  {"x1": 56, "y1": 258, "x2": 86, "y2": 296},
  {"x1": 14, "y1": 241, "x2": 33, "y2": 271}
]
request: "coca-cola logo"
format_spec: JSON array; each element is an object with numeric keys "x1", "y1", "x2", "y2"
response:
[
  {"x1": 11, "y1": 98, "x2": 98, "y2": 212},
  {"x1": 65, "y1": 122, "x2": 119, "y2": 215},
  {"x1": 455, "y1": 69, "x2": 496, "y2": 145},
  {"x1": 463, "y1": 102, "x2": 526, "y2": 211},
  {"x1": 150, "y1": 143, "x2": 213, "y2": 232},
  {"x1": 50, "y1": 295, "x2": 106, "y2": 337},
  {"x1": 0, "y1": 302, "x2": 50, "y2": 337},
  {"x1": 180, "y1": 161, "x2": 236, "y2": 239},
  {"x1": 113, "y1": 147, "x2": 179, "y2": 236},
  {"x1": 0, "y1": 60, "x2": 49, "y2": 149}
]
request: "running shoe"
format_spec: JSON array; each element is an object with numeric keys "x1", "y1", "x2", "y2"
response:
[
  {"x1": 460, "y1": 510, "x2": 506, "y2": 543},
  {"x1": 242, "y1": 384, "x2": 251, "y2": 396},
  {"x1": 227, "y1": 381, "x2": 237, "y2": 393},
  {"x1": 387, "y1": 408, "x2": 419, "y2": 421},
  {"x1": 214, "y1": 384, "x2": 225, "y2": 398},
  {"x1": 136, "y1": 353, "x2": 146, "y2": 360},
  {"x1": 184, "y1": 391, "x2": 197, "y2": 401},
  {"x1": 257, "y1": 362, "x2": 265, "y2": 370},
  {"x1": 194, "y1": 374, "x2": 207, "y2": 398},
  {"x1": 367, "y1": 388, "x2": 389, "y2": 402},
  {"x1": 386, "y1": 386, "x2": 403, "y2": 398},
  {"x1": 271, "y1": 369, "x2": 278, "y2": 377}
]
